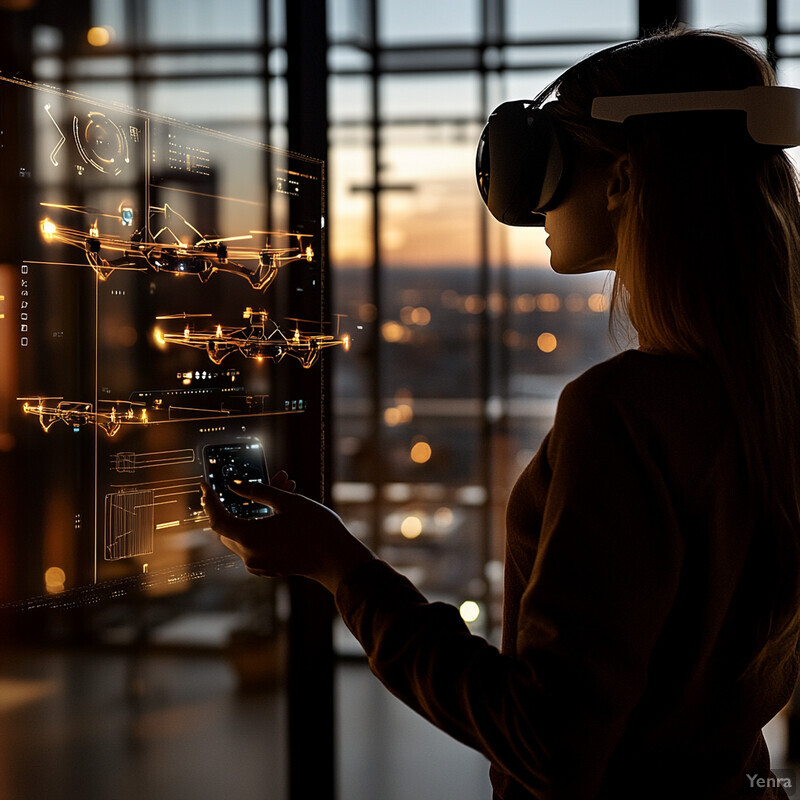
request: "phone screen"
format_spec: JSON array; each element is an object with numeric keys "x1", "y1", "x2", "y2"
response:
[{"x1": 203, "y1": 441, "x2": 273, "y2": 519}]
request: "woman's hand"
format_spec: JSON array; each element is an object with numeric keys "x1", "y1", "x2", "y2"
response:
[{"x1": 201, "y1": 471, "x2": 377, "y2": 595}]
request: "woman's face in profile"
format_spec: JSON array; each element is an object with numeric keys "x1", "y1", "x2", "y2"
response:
[{"x1": 543, "y1": 154, "x2": 619, "y2": 275}]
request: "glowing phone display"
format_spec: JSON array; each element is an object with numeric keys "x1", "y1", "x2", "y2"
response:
[{"x1": 202, "y1": 441, "x2": 272, "y2": 519}]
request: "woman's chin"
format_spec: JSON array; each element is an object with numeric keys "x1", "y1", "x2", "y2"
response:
[{"x1": 549, "y1": 255, "x2": 616, "y2": 275}]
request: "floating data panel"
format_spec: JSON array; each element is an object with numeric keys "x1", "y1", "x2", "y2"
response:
[{"x1": 0, "y1": 76, "x2": 340, "y2": 607}]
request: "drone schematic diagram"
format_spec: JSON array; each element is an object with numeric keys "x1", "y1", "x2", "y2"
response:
[
  {"x1": 0, "y1": 79, "x2": 334, "y2": 604},
  {"x1": 105, "y1": 477, "x2": 203, "y2": 561},
  {"x1": 154, "y1": 307, "x2": 351, "y2": 368},
  {"x1": 18, "y1": 392, "x2": 296, "y2": 437},
  {"x1": 19, "y1": 398, "x2": 151, "y2": 437},
  {"x1": 39, "y1": 202, "x2": 314, "y2": 291}
]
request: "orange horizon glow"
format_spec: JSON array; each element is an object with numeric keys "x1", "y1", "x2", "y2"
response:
[{"x1": 329, "y1": 138, "x2": 554, "y2": 269}]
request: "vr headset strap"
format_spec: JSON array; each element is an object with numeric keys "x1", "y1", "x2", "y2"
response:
[{"x1": 591, "y1": 86, "x2": 800, "y2": 147}]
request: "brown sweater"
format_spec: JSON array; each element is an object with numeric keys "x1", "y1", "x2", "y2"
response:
[{"x1": 335, "y1": 350, "x2": 799, "y2": 798}]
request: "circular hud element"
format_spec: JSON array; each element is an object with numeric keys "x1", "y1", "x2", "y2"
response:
[{"x1": 73, "y1": 111, "x2": 130, "y2": 175}]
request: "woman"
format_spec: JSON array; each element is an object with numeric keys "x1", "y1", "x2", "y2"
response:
[{"x1": 202, "y1": 28, "x2": 800, "y2": 799}]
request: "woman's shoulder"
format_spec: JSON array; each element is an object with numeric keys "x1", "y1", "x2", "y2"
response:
[
  {"x1": 558, "y1": 348, "x2": 727, "y2": 428},
  {"x1": 565, "y1": 348, "x2": 717, "y2": 398},
  {"x1": 554, "y1": 351, "x2": 733, "y2": 500}
]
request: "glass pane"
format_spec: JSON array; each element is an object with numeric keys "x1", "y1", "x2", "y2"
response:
[
  {"x1": 70, "y1": 79, "x2": 137, "y2": 107},
  {"x1": 379, "y1": 123, "x2": 481, "y2": 266},
  {"x1": 779, "y1": 56, "x2": 800, "y2": 88},
  {"x1": 691, "y1": 0, "x2": 765, "y2": 31},
  {"x1": 380, "y1": 73, "x2": 479, "y2": 120},
  {"x1": 91, "y1": 0, "x2": 128, "y2": 44},
  {"x1": 778, "y1": 34, "x2": 800, "y2": 58},
  {"x1": 328, "y1": 0, "x2": 372, "y2": 43},
  {"x1": 782, "y1": 0, "x2": 800, "y2": 29},
  {"x1": 330, "y1": 279, "x2": 373, "y2": 472},
  {"x1": 378, "y1": 0, "x2": 480, "y2": 45},
  {"x1": 33, "y1": 25, "x2": 64, "y2": 55},
  {"x1": 328, "y1": 124, "x2": 374, "y2": 454},
  {"x1": 145, "y1": 0, "x2": 261, "y2": 44},
  {"x1": 269, "y1": 0, "x2": 286, "y2": 45},
  {"x1": 506, "y1": 0, "x2": 637, "y2": 41},
  {"x1": 146, "y1": 79, "x2": 263, "y2": 128},
  {"x1": 377, "y1": 116, "x2": 485, "y2": 603},
  {"x1": 329, "y1": 127, "x2": 373, "y2": 266},
  {"x1": 328, "y1": 83, "x2": 375, "y2": 546},
  {"x1": 33, "y1": 57, "x2": 63, "y2": 82},
  {"x1": 270, "y1": 76, "x2": 287, "y2": 125},
  {"x1": 330, "y1": 75, "x2": 372, "y2": 123}
]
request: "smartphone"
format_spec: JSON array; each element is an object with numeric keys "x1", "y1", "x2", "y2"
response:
[{"x1": 202, "y1": 440, "x2": 273, "y2": 518}]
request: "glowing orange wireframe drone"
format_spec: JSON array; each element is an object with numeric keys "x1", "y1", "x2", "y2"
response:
[
  {"x1": 154, "y1": 308, "x2": 351, "y2": 368},
  {"x1": 39, "y1": 202, "x2": 314, "y2": 291},
  {"x1": 19, "y1": 397, "x2": 150, "y2": 437}
]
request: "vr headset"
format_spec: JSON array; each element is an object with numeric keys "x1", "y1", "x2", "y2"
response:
[{"x1": 476, "y1": 85, "x2": 800, "y2": 227}]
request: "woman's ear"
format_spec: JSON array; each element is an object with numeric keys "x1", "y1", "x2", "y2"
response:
[{"x1": 607, "y1": 155, "x2": 632, "y2": 212}]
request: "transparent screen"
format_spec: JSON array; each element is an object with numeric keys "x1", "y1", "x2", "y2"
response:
[{"x1": 0, "y1": 77, "x2": 337, "y2": 607}]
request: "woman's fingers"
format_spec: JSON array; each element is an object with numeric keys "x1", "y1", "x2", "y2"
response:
[
  {"x1": 226, "y1": 480, "x2": 294, "y2": 512},
  {"x1": 202, "y1": 476, "x2": 372, "y2": 590},
  {"x1": 201, "y1": 479, "x2": 295, "y2": 549},
  {"x1": 270, "y1": 470, "x2": 297, "y2": 492},
  {"x1": 200, "y1": 480, "x2": 252, "y2": 538},
  {"x1": 199, "y1": 479, "x2": 227, "y2": 525}
]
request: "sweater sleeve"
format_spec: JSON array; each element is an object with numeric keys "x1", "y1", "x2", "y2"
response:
[{"x1": 334, "y1": 374, "x2": 686, "y2": 798}]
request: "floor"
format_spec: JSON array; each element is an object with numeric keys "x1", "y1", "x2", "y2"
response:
[
  {"x1": 338, "y1": 660, "x2": 492, "y2": 800},
  {"x1": 0, "y1": 646, "x2": 492, "y2": 800},
  {"x1": 0, "y1": 640, "x2": 793, "y2": 800}
]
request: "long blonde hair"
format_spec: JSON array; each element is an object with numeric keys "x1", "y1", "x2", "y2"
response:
[{"x1": 548, "y1": 28, "x2": 800, "y2": 680}]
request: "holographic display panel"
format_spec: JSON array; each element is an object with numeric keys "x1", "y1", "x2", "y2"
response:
[{"x1": 0, "y1": 77, "x2": 337, "y2": 607}]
